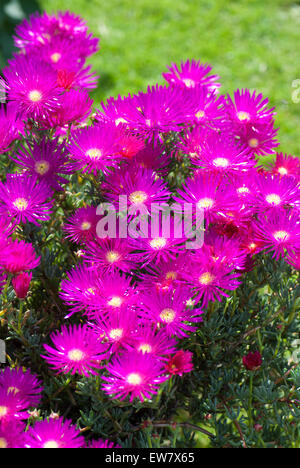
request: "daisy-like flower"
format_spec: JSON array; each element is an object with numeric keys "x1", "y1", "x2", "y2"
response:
[
  {"x1": 131, "y1": 327, "x2": 177, "y2": 359},
  {"x1": 1, "y1": 239, "x2": 40, "y2": 274},
  {"x1": 87, "y1": 439, "x2": 121, "y2": 448},
  {"x1": 0, "y1": 388, "x2": 28, "y2": 424},
  {"x1": 95, "y1": 93, "x2": 138, "y2": 127},
  {"x1": 0, "y1": 367, "x2": 43, "y2": 408},
  {"x1": 57, "y1": 65, "x2": 98, "y2": 91},
  {"x1": 175, "y1": 172, "x2": 238, "y2": 224},
  {"x1": 0, "y1": 174, "x2": 53, "y2": 225},
  {"x1": 24, "y1": 417, "x2": 85, "y2": 449},
  {"x1": 102, "y1": 350, "x2": 168, "y2": 402},
  {"x1": 223, "y1": 89, "x2": 275, "y2": 128},
  {"x1": 132, "y1": 142, "x2": 170, "y2": 174},
  {"x1": 64, "y1": 206, "x2": 98, "y2": 244},
  {"x1": 103, "y1": 166, "x2": 171, "y2": 212},
  {"x1": 67, "y1": 123, "x2": 119, "y2": 174},
  {"x1": 236, "y1": 120, "x2": 279, "y2": 157},
  {"x1": 249, "y1": 173, "x2": 300, "y2": 213},
  {"x1": 138, "y1": 255, "x2": 188, "y2": 292},
  {"x1": 162, "y1": 59, "x2": 220, "y2": 91},
  {"x1": 183, "y1": 261, "x2": 241, "y2": 307},
  {"x1": 198, "y1": 233, "x2": 248, "y2": 271},
  {"x1": 2, "y1": 56, "x2": 61, "y2": 119},
  {"x1": 114, "y1": 126, "x2": 145, "y2": 160},
  {"x1": 93, "y1": 308, "x2": 138, "y2": 353},
  {"x1": 13, "y1": 12, "x2": 56, "y2": 50},
  {"x1": 11, "y1": 137, "x2": 73, "y2": 191},
  {"x1": 165, "y1": 350, "x2": 194, "y2": 376},
  {"x1": 0, "y1": 421, "x2": 25, "y2": 449},
  {"x1": 59, "y1": 264, "x2": 102, "y2": 318},
  {"x1": 84, "y1": 238, "x2": 136, "y2": 274},
  {"x1": 0, "y1": 103, "x2": 24, "y2": 154},
  {"x1": 269, "y1": 152, "x2": 300, "y2": 180},
  {"x1": 42, "y1": 324, "x2": 109, "y2": 377},
  {"x1": 12, "y1": 272, "x2": 32, "y2": 299},
  {"x1": 187, "y1": 87, "x2": 224, "y2": 127},
  {"x1": 253, "y1": 209, "x2": 300, "y2": 260},
  {"x1": 140, "y1": 287, "x2": 203, "y2": 338},
  {"x1": 130, "y1": 233, "x2": 185, "y2": 267},
  {"x1": 37, "y1": 36, "x2": 84, "y2": 71}
]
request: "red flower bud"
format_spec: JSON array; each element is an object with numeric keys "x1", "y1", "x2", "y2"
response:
[
  {"x1": 12, "y1": 272, "x2": 32, "y2": 299},
  {"x1": 242, "y1": 351, "x2": 262, "y2": 371}
]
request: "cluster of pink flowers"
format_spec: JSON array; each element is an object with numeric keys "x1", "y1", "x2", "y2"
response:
[{"x1": 0, "y1": 9, "x2": 299, "y2": 448}]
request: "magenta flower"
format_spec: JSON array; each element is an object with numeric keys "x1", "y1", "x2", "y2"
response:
[
  {"x1": 0, "y1": 174, "x2": 53, "y2": 225},
  {"x1": 87, "y1": 439, "x2": 121, "y2": 448},
  {"x1": 0, "y1": 421, "x2": 25, "y2": 448},
  {"x1": 140, "y1": 287, "x2": 203, "y2": 338},
  {"x1": 12, "y1": 272, "x2": 32, "y2": 299},
  {"x1": 0, "y1": 388, "x2": 28, "y2": 424},
  {"x1": 130, "y1": 233, "x2": 185, "y2": 267},
  {"x1": 270, "y1": 152, "x2": 300, "y2": 180},
  {"x1": 165, "y1": 350, "x2": 194, "y2": 376},
  {"x1": 131, "y1": 327, "x2": 177, "y2": 359},
  {"x1": 1, "y1": 239, "x2": 40, "y2": 274},
  {"x1": 2, "y1": 56, "x2": 61, "y2": 120},
  {"x1": 236, "y1": 120, "x2": 279, "y2": 157},
  {"x1": 57, "y1": 66, "x2": 98, "y2": 91},
  {"x1": 223, "y1": 89, "x2": 275, "y2": 127},
  {"x1": 0, "y1": 367, "x2": 43, "y2": 408},
  {"x1": 242, "y1": 351, "x2": 262, "y2": 371},
  {"x1": 0, "y1": 103, "x2": 24, "y2": 154},
  {"x1": 42, "y1": 324, "x2": 109, "y2": 376},
  {"x1": 84, "y1": 238, "x2": 136, "y2": 274},
  {"x1": 11, "y1": 137, "x2": 73, "y2": 191},
  {"x1": 102, "y1": 351, "x2": 168, "y2": 402},
  {"x1": 64, "y1": 206, "x2": 98, "y2": 244},
  {"x1": 253, "y1": 209, "x2": 300, "y2": 259},
  {"x1": 24, "y1": 417, "x2": 85, "y2": 448},
  {"x1": 162, "y1": 59, "x2": 220, "y2": 91},
  {"x1": 138, "y1": 255, "x2": 189, "y2": 292},
  {"x1": 67, "y1": 123, "x2": 119, "y2": 174},
  {"x1": 132, "y1": 141, "x2": 170, "y2": 174}
]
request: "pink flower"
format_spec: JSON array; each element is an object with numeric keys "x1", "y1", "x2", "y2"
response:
[
  {"x1": 165, "y1": 350, "x2": 194, "y2": 376},
  {"x1": 12, "y1": 272, "x2": 32, "y2": 299},
  {"x1": 243, "y1": 351, "x2": 262, "y2": 371}
]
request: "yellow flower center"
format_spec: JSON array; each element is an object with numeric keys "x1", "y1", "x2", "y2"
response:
[
  {"x1": 106, "y1": 251, "x2": 120, "y2": 263},
  {"x1": 115, "y1": 117, "x2": 128, "y2": 125},
  {"x1": 237, "y1": 186, "x2": 250, "y2": 194},
  {"x1": 195, "y1": 110, "x2": 205, "y2": 119},
  {"x1": 197, "y1": 197, "x2": 214, "y2": 209},
  {"x1": 85, "y1": 287, "x2": 96, "y2": 296},
  {"x1": 35, "y1": 160, "x2": 50, "y2": 175},
  {"x1": 199, "y1": 272, "x2": 215, "y2": 285},
  {"x1": 213, "y1": 157, "x2": 229, "y2": 168},
  {"x1": 182, "y1": 78, "x2": 196, "y2": 88},
  {"x1": 28, "y1": 90, "x2": 42, "y2": 102},
  {"x1": 7, "y1": 386, "x2": 19, "y2": 395},
  {"x1": 277, "y1": 166, "x2": 288, "y2": 176},
  {"x1": 86, "y1": 148, "x2": 102, "y2": 160},
  {"x1": 265, "y1": 193, "x2": 281, "y2": 206},
  {"x1": 138, "y1": 343, "x2": 152, "y2": 353},
  {"x1": 160, "y1": 308, "x2": 176, "y2": 323},
  {"x1": 43, "y1": 440, "x2": 60, "y2": 449},
  {"x1": 0, "y1": 438, "x2": 8, "y2": 449},
  {"x1": 129, "y1": 190, "x2": 148, "y2": 204},
  {"x1": 109, "y1": 328, "x2": 123, "y2": 340},
  {"x1": 165, "y1": 271, "x2": 177, "y2": 280},
  {"x1": 150, "y1": 238, "x2": 167, "y2": 249},
  {"x1": 0, "y1": 406, "x2": 8, "y2": 418},
  {"x1": 248, "y1": 138, "x2": 259, "y2": 148},
  {"x1": 13, "y1": 198, "x2": 28, "y2": 211},
  {"x1": 50, "y1": 52, "x2": 62, "y2": 63},
  {"x1": 273, "y1": 230, "x2": 289, "y2": 241},
  {"x1": 127, "y1": 373, "x2": 142, "y2": 385},
  {"x1": 68, "y1": 349, "x2": 85, "y2": 362},
  {"x1": 237, "y1": 111, "x2": 250, "y2": 121},
  {"x1": 81, "y1": 221, "x2": 91, "y2": 231},
  {"x1": 107, "y1": 296, "x2": 123, "y2": 308}
]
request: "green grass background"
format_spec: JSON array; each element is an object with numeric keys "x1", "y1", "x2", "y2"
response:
[{"x1": 1, "y1": 0, "x2": 300, "y2": 156}]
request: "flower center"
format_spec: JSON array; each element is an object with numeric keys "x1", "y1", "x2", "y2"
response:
[
  {"x1": 85, "y1": 287, "x2": 96, "y2": 296},
  {"x1": 160, "y1": 308, "x2": 176, "y2": 323},
  {"x1": 265, "y1": 193, "x2": 281, "y2": 206},
  {"x1": 237, "y1": 111, "x2": 250, "y2": 122},
  {"x1": 195, "y1": 110, "x2": 205, "y2": 119},
  {"x1": 199, "y1": 272, "x2": 215, "y2": 285},
  {"x1": 86, "y1": 148, "x2": 102, "y2": 160},
  {"x1": 150, "y1": 238, "x2": 167, "y2": 249},
  {"x1": 273, "y1": 230, "x2": 289, "y2": 242},
  {"x1": 213, "y1": 157, "x2": 230, "y2": 168},
  {"x1": 0, "y1": 438, "x2": 7, "y2": 449},
  {"x1": 28, "y1": 90, "x2": 42, "y2": 102},
  {"x1": 107, "y1": 296, "x2": 123, "y2": 308},
  {"x1": 0, "y1": 406, "x2": 8, "y2": 418},
  {"x1": 197, "y1": 197, "x2": 214, "y2": 209},
  {"x1": 129, "y1": 190, "x2": 148, "y2": 204},
  {"x1": 109, "y1": 328, "x2": 123, "y2": 340},
  {"x1": 81, "y1": 221, "x2": 91, "y2": 231},
  {"x1": 7, "y1": 386, "x2": 19, "y2": 395},
  {"x1": 127, "y1": 373, "x2": 142, "y2": 385},
  {"x1": 166, "y1": 271, "x2": 177, "y2": 280},
  {"x1": 237, "y1": 186, "x2": 250, "y2": 194},
  {"x1": 115, "y1": 117, "x2": 128, "y2": 125},
  {"x1": 182, "y1": 78, "x2": 196, "y2": 88},
  {"x1": 106, "y1": 251, "x2": 120, "y2": 263},
  {"x1": 248, "y1": 138, "x2": 259, "y2": 148},
  {"x1": 277, "y1": 166, "x2": 288, "y2": 176},
  {"x1": 50, "y1": 52, "x2": 62, "y2": 63},
  {"x1": 13, "y1": 198, "x2": 28, "y2": 211},
  {"x1": 35, "y1": 160, "x2": 50, "y2": 175},
  {"x1": 43, "y1": 440, "x2": 60, "y2": 449},
  {"x1": 68, "y1": 348, "x2": 85, "y2": 362},
  {"x1": 138, "y1": 343, "x2": 152, "y2": 353}
]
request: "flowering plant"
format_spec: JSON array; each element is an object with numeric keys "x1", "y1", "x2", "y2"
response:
[{"x1": 0, "y1": 10, "x2": 299, "y2": 449}]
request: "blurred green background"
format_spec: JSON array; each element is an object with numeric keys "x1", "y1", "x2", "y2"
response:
[{"x1": 1, "y1": 0, "x2": 300, "y2": 156}]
